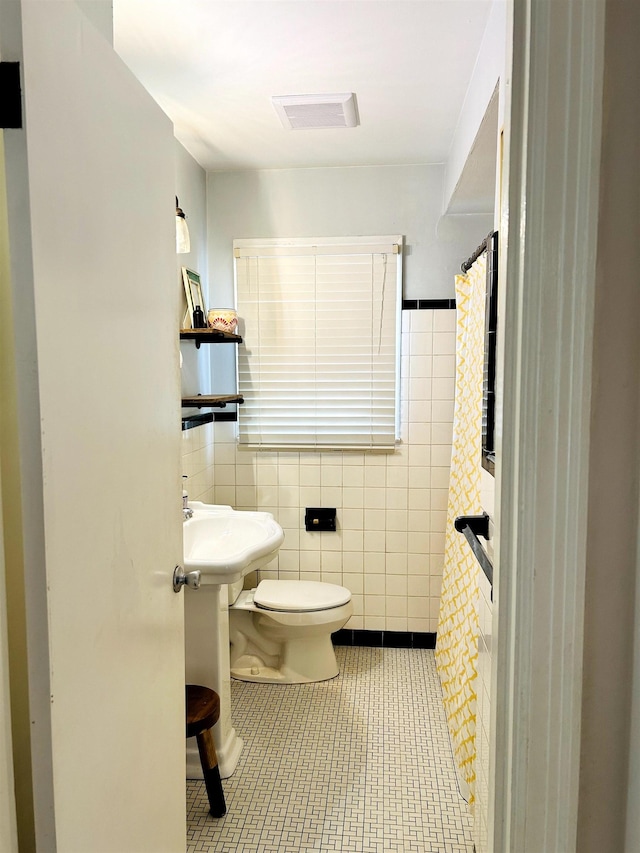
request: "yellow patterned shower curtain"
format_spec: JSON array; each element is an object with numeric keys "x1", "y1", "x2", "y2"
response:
[{"x1": 435, "y1": 254, "x2": 487, "y2": 807}]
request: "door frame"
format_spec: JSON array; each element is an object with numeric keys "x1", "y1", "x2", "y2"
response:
[{"x1": 490, "y1": 0, "x2": 605, "y2": 850}]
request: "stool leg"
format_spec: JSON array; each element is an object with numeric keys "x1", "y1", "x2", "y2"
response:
[{"x1": 196, "y1": 729, "x2": 226, "y2": 818}]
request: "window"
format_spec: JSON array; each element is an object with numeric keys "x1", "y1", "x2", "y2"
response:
[{"x1": 234, "y1": 236, "x2": 402, "y2": 450}]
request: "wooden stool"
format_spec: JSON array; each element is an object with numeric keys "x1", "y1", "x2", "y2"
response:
[{"x1": 185, "y1": 685, "x2": 227, "y2": 818}]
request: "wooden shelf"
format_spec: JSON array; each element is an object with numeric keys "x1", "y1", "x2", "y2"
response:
[
  {"x1": 180, "y1": 328, "x2": 242, "y2": 423},
  {"x1": 180, "y1": 328, "x2": 242, "y2": 348},
  {"x1": 181, "y1": 394, "x2": 244, "y2": 409}
]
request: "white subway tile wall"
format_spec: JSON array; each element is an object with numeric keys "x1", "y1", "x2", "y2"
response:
[
  {"x1": 180, "y1": 420, "x2": 217, "y2": 505},
  {"x1": 181, "y1": 310, "x2": 455, "y2": 633}
]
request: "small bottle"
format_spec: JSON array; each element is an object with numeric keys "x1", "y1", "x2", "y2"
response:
[{"x1": 193, "y1": 306, "x2": 206, "y2": 328}]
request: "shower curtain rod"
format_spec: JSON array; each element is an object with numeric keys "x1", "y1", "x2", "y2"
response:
[{"x1": 461, "y1": 229, "x2": 498, "y2": 273}]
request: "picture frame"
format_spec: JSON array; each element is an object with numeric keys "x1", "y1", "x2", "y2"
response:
[{"x1": 181, "y1": 267, "x2": 206, "y2": 328}]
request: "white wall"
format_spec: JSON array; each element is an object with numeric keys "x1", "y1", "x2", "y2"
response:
[
  {"x1": 177, "y1": 162, "x2": 497, "y2": 634},
  {"x1": 207, "y1": 164, "x2": 492, "y2": 302},
  {"x1": 76, "y1": 0, "x2": 113, "y2": 43},
  {"x1": 579, "y1": 1, "x2": 640, "y2": 848},
  {"x1": 176, "y1": 142, "x2": 208, "y2": 309},
  {"x1": 444, "y1": 0, "x2": 506, "y2": 211},
  {"x1": 202, "y1": 164, "x2": 490, "y2": 402},
  {"x1": 183, "y1": 310, "x2": 457, "y2": 634},
  {"x1": 181, "y1": 163, "x2": 495, "y2": 633},
  {"x1": 448, "y1": 86, "x2": 499, "y2": 216},
  {"x1": 176, "y1": 143, "x2": 210, "y2": 410}
]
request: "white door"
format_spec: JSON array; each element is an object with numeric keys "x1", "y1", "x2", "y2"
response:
[{"x1": 3, "y1": 2, "x2": 185, "y2": 850}]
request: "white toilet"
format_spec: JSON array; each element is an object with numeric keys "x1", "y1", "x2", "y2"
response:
[{"x1": 228, "y1": 578, "x2": 353, "y2": 683}]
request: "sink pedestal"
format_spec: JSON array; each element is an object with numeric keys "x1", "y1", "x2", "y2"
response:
[
  {"x1": 184, "y1": 584, "x2": 243, "y2": 779},
  {"x1": 181, "y1": 502, "x2": 284, "y2": 778}
]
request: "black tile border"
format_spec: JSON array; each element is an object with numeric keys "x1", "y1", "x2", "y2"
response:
[
  {"x1": 402, "y1": 298, "x2": 456, "y2": 311},
  {"x1": 182, "y1": 412, "x2": 214, "y2": 431},
  {"x1": 182, "y1": 410, "x2": 238, "y2": 431},
  {"x1": 183, "y1": 301, "x2": 456, "y2": 429},
  {"x1": 332, "y1": 628, "x2": 436, "y2": 650}
]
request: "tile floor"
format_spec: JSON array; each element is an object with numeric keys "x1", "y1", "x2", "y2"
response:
[{"x1": 186, "y1": 647, "x2": 473, "y2": 852}]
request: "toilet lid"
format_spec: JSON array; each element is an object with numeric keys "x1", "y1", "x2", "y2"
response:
[{"x1": 254, "y1": 580, "x2": 351, "y2": 613}]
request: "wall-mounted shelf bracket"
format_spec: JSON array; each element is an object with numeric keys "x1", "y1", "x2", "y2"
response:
[
  {"x1": 454, "y1": 513, "x2": 490, "y2": 539},
  {"x1": 180, "y1": 328, "x2": 242, "y2": 349},
  {"x1": 454, "y1": 512, "x2": 493, "y2": 598}
]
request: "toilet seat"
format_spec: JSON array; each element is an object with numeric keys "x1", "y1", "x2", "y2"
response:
[{"x1": 254, "y1": 580, "x2": 351, "y2": 613}]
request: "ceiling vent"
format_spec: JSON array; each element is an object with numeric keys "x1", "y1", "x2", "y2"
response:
[{"x1": 272, "y1": 93, "x2": 359, "y2": 130}]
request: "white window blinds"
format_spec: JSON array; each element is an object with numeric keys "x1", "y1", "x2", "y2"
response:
[{"x1": 234, "y1": 236, "x2": 402, "y2": 450}]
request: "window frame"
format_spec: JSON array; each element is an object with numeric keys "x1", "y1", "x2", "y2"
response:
[{"x1": 234, "y1": 235, "x2": 403, "y2": 451}]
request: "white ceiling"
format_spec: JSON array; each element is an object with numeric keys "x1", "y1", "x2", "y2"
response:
[{"x1": 113, "y1": 0, "x2": 493, "y2": 173}]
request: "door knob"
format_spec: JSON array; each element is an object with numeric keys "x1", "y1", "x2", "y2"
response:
[{"x1": 173, "y1": 565, "x2": 201, "y2": 593}]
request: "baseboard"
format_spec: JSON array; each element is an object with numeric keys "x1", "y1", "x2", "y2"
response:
[{"x1": 332, "y1": 629, "x2": 436, "y2": 650}]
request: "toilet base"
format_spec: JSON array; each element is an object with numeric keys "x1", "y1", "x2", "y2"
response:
[
  {"x1": 231, "y1": 663, "x2": 339, "y2": 684},
  {"x1": 229, "y1": 588, "x2": 353, "y2": 684},
  {"x1": 230, "y1": 631, "x2": 341, "y2": 684}
]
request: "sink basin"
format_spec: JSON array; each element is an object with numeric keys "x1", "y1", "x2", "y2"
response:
[{"x1": 183, "y1": 502, "x2": 284, "y2": 584}]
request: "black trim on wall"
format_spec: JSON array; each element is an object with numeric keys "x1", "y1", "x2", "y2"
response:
[
  {"x1": 402, "y1": 299, "x2": 456, "y2": 310},
  {"x1": 182, "y1": 412, "x2": 214, "y2": 431},
  {"x1": 332, "y1": 629, "x2": 436, "y2": 650},
  {"x1": 182, "y1": 410, "x2": 238, "y2": 431},
  {"x1": 0, "y1": 63, "x2": 22, "y2": 128}
]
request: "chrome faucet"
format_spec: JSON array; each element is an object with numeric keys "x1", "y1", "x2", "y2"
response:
[{"x1": 182, "y1": 476, "x2": 193, "y2": 521}]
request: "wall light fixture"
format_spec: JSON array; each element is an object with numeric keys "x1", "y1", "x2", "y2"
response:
[{"x1": 176, "y1": 196, "x2": 190, "y2": 254}]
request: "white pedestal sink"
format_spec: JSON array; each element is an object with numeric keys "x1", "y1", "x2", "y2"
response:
[{"x1": 182, "y1": 502, "x2": 284, "y2": 779}]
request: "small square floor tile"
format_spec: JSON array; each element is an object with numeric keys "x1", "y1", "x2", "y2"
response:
[{"x1": 187, "y1": 647, "x2": 473, "y2": 852}]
